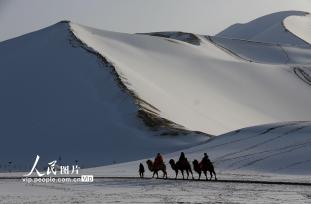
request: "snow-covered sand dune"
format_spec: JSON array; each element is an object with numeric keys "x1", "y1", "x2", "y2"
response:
[
  {"x1": 217, "y1": 11, "x2": 309, "y2": 46},
  {"x1": 0, "y1": 22, "x2": 206, "y2": 169},
  {"x1": 1, "y1": 8, "x2": 311, "y2": 204},
  {"x1": 86, "y1": 121, "x2": 311, "y2": 177},
  {"x1": 1, "y1": 11, "x2": 311, "y2": 170},
  {"x1": 211, "y1": 11, "x2": 311, "y2": 65},
  {"x1": 183, "y1": 121, "x2": 311, "y2": 175},
  {"x1": 71, "y1": 11, "x2": 311, "y2": 136}
]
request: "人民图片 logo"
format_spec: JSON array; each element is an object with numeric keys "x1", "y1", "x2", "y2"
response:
[{"x1": 22, "y1": 155, "x2": 93, "y2": 183}]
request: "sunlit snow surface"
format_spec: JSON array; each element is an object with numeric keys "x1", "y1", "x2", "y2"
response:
[
  {"x1": 284, "y1": 13, "x2": 311, "y2": 45},
  {"x1": 71, "y1": 11, "x2": 311, "y2": 136}
]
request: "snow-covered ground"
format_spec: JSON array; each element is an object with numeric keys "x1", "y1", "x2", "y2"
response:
[{"x1": 1, "y1": 178, "x2": 311, "y2": 204}]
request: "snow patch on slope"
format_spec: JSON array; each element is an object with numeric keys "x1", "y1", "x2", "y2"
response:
[{"x1": 284, "y1": 13, "x2": 311, "y2": 45}]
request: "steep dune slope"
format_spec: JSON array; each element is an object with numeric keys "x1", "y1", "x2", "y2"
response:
[
  {"x1": 0, "y1": 22, "x2": 206, "y2": 170},
  {"x1": 71, "y1": 22, "x2": 311, "y2": 136}
]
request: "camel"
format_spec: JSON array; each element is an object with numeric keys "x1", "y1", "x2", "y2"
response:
[
  {"x1": 169, "y1": 159, "x2": 193, "y2": 180},
  {"x1": 193, "y1": 159, "x2": 217, "y2": 180},
  {"x1": 146, "y1": 160, "x2": 167, "y2": 179}
]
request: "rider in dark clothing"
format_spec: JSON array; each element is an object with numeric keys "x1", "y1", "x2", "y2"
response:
[
  {"x1": 200, "y1": 153, "x2": 217, "y2": 180},
  {"x1": 201, "y1": 153, "x2": 212, "y2": 168},
  {"x1": 178, "y1": 152, "x2": 188, "y2": 165},
  {"x1": 179, "y1": 152, "x2": 186, "y2": 161}
]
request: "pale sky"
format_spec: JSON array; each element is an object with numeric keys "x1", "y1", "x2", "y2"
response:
[{"x1": 0, "y1": 0, "x2": 311, "y2": 42}]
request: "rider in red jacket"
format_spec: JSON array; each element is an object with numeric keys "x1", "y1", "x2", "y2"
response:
[{"x1": 154, "y1": 153, "x2": 164, "y2": 168}]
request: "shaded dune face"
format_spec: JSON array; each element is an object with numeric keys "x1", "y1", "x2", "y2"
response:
[{"x1": 0, "y1": 22, "x2": 206, "y2": 170}]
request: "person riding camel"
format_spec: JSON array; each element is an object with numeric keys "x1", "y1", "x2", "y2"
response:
[
  {"x1": 178, "y1": 152, "x2": 188, "y2": 165},
  {"x1": 154, "y1": 153, "x2": 164, "y2": 169},
  {"x1": 200, "y1": 153, "x2": 212, "y2": 169}
]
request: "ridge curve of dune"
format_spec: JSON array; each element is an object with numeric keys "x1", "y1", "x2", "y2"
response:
[{"x1": 70, "y1": 15, "x2": 311, "y2": 136}]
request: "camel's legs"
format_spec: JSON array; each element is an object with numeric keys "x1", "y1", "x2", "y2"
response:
[
  {"x1": 198, "y1": 172, "x2": 201, "y2": 180},
  {"x1": 154, "y1": 171, "x2": 159, "y2": 178},
  {"x1": 181, "y1": 170, "x2": 185, "y2": 180},
  {"x1": 164, "y1": 171, "x2": 168, "y2": 179},
  {"x1": 213, "y1": 171, "x2": 217, "y2": 180},
  {"x1": 152, "y1": 171, "x2": 155, "y2": 178},
  {"x1": 175, "y1": 170, "x2": 178, "y2": 179},
  {"x1": 189, "y1": 169, "x2": 194, "y2": 179},
  {"x1": 186, "y1": 170, "x2": 189, "y2": 179},
  {"x1": 203, "y1": 171, "x2": 208, "y2": 180},
  {"x1": 209, "y1": 171, "x2": 213, "y2": 180}
]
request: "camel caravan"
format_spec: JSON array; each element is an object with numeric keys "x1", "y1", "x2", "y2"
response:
[{"x1": 140, "y1": 152, "x2": 217, "y2": 180}]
